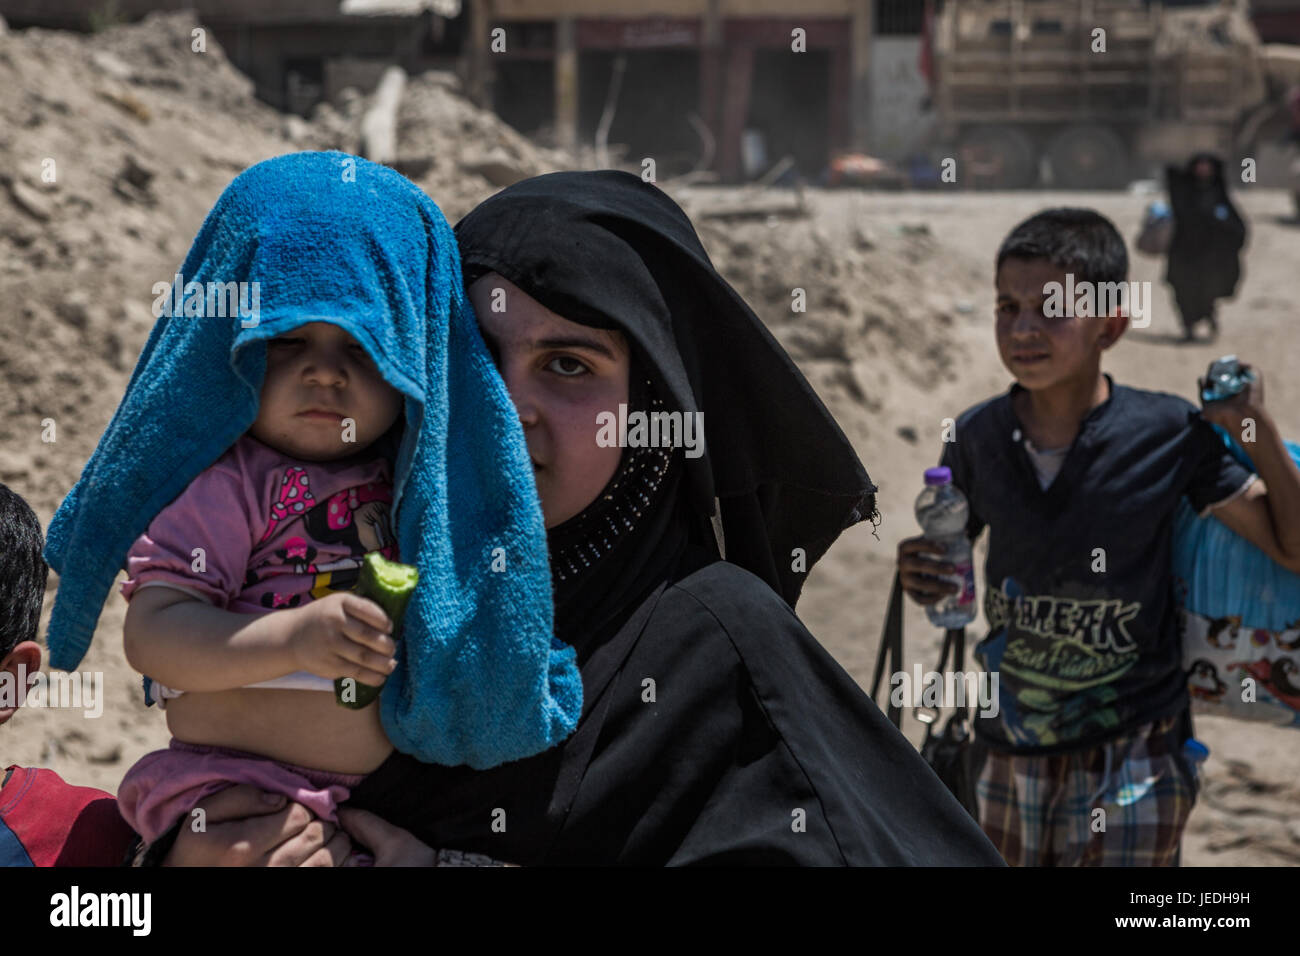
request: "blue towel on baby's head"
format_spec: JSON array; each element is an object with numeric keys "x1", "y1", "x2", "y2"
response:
[{"x1": 44, "y1": 151, "x2": 581, "y2": 768}]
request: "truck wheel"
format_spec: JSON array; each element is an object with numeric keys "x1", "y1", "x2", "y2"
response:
[
  {"x1": 1046, "y1": 125, "x2": 1129, "y2": 189},
  {"x1": 957, "y1": 126, "x2": 1038, "y2": 189}
]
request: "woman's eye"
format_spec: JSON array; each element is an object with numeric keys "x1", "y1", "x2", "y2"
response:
[{"x1": 546, "y1": 356, "x2": 589, "y2": 377}]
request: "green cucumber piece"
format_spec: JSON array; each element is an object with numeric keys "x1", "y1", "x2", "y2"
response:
[{"x1": 334, "y1": 553, "x2": 418, "y2": 709}]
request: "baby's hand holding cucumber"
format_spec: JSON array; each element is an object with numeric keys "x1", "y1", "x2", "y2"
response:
[
  {"x1": 283, "y1": 588, "x2": 397, "y2": 692},
  {"x1": 334, "y1": 554, "x2": 419, "y2": 709}
]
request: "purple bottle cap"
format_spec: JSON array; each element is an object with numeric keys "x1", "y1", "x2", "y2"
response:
[{"x1": 924, "y1": 466, "x2": 952, "y2": 486}]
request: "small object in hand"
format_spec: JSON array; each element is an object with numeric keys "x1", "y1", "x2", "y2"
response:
[
  {"x1": 1135, "y1": 199, "x2": 1172, "y2": 256},
  {"x1": 1200, "y1": 355, "x2": 1256, "y2": 405},
  {"x1": 335, "y1": 553, "x2": 419, "y2": 709}
]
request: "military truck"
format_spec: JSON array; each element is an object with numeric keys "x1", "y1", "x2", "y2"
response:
[{"x1": 929, "y1": 0, "x2": 1282, "y2": 188}]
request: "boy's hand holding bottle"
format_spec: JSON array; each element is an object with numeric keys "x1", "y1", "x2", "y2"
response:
[
  {"x1": 1199, "y1": 357, "x2": 1265, "y2": 436},
  {"x1": 898, "y1": 537, "x2": 960, "y2": 605},
  {"x1": 899, "y1": 467, "x2": 977, "y2": 627}
]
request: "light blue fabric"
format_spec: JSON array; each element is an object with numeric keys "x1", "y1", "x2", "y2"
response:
[
  {"x1": 1172, "y1": 425, "x2": 1300, "y2": 630},
  {"x1": 44, "y1": 151, "x2": 581, "y2": 768}
]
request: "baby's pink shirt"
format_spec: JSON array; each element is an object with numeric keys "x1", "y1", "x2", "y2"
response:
[{"x1": 121, "y1": 434, "x2": 396, "y2": 700}]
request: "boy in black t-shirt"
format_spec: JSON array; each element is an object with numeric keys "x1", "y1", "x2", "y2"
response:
[{"x1": 897, "y1": 209, "x2": 1300, "y2": 866}]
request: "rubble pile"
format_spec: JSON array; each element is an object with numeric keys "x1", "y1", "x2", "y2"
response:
[
  {"x1": 0, "y1": 12, "x2": 291, "y2": 518},
  {"x1": 689, "y1": 205, "x2": 987, "y2": 444},
  {"x1": 0, "y1": 13, "x2": 573, "y2": 516},
  {"x1": 299, "y1": 70, "x2": 573, "y2": 222}
]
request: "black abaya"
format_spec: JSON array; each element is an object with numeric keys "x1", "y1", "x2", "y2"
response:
[
  {"x1": 348, "y1": 545, "x2": 1003, "y2": 865},
  {"x1": 1165, "y1": 154, "x2": 1246, "y2": 335}
]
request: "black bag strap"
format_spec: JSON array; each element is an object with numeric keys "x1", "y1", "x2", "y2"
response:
[
  {"x1": 920, "y1": 626, "x2": 971, "y2": 748},
  {"x1": 941, "y1": 626, "x2": 966, "y2": 674},
  {"x1": 872, "y1": 573, "x2": 976, "y2": 739},
  {"x1": 870, "y1": 571, "x2": 905, "y2": 729}
]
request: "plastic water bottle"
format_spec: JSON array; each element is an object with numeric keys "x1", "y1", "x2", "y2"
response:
[
  {"x1": 1200, "y1": 354, "x2": 1257, "y2": 404},
  {"x1": 915, "y1": 466, "x2": 976, "y2": 628}
]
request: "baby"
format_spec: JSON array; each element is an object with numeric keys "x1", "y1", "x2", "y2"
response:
[
  {"x1": 116, "y1": 320, "x2": 405, "y2": 855},
  {"x1": 42, "y1": 151, "x2": 580, "y2": 861}
]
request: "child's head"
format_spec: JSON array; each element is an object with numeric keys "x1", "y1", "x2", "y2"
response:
[
  {"x1": 0, "y1": 483, "x2": 47, "y2": 726},
  {"x1": 994, "y1": 208, "x2": 1128, "y2": 392},
  {"x1": 249, "y1": 321, "x2": 403, "y2": 462}
]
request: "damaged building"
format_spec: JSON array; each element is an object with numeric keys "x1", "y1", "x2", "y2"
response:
[
  {"x1": 470, "y1": 0, "x2": 927, "y2": 181},
  {"x1": 3, "y1": 0, "x2": 930, "y2": 183},
  {"x1": 0, "y1": 0, "x2": 465, "y2": 114}
]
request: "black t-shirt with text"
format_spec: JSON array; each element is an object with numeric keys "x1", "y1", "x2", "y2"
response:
[{"x1": 940, "y1": 374, "x2": 1254, "y2": 755}]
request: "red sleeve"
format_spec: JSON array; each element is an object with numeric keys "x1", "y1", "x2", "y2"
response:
[{"x1": 0, "y1": 767, "x2": 137, "y2": 867}]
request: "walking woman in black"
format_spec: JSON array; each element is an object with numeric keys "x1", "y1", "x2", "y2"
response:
[
  {"x1": 153, "y1": 171, "x2": 1003, "y2": 866},
  {"x1": 1165, "y1": 153, "x2": 1247, "y2": 342}
]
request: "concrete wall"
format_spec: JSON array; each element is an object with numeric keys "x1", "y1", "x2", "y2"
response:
[
  {"x1": 207, "y1": 19, "x2": 428, "y2": 112},
  {"x1": 869, "y1": 36, "x2": 928, "y2": 161},
  {"x1": 325, "y1": 56, "x2": 398, "y2": 102}
]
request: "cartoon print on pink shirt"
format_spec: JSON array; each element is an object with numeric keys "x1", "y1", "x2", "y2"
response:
[
  {"x1": 258, "y1": 467, "x2": 316, "y2": 545},
  {"x1": 247, "y1": 469, "x2": 396, "y2": 608},
  {"x1": 309, "y1": 482, "x2": 393, "y2": 555}
]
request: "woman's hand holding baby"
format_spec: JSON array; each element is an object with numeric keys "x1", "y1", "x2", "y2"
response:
[
  {"x1": 163, "y1": 785, "x2": 354, "y2": 866},
  {"x1": 284, "y1": 592, "x2": 397, "y2": 687}
]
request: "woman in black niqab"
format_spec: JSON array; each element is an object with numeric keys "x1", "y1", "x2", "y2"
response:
[
  {"x1": 1165, "y1": 153, "x2": 1247, "y2": 341},
  {"x1": 340, "y1": 171, "x2": 1003, "y2": 865}
]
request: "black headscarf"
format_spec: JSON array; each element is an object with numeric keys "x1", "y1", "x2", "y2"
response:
[{"x1": 454, "y1": 170, "x2": 878, "y2": 643}]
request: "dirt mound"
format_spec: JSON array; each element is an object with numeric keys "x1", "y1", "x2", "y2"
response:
[
  {"x1": 0, "y1": 12, "x2": 292, "y2": 521},
  {"x1": 296, "y1": 69, "x2": 574, "y2": 222},
  {"x1": 685, "y1": 199, "x2": 987, "y2": 445},
  {"x1": 0, "y1": 12, "x2": 577, "y2": 517}
]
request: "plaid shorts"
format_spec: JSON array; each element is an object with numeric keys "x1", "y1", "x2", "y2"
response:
[{"x1": 975, "y1": 714, "x2": 1197, "y2": 866}]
